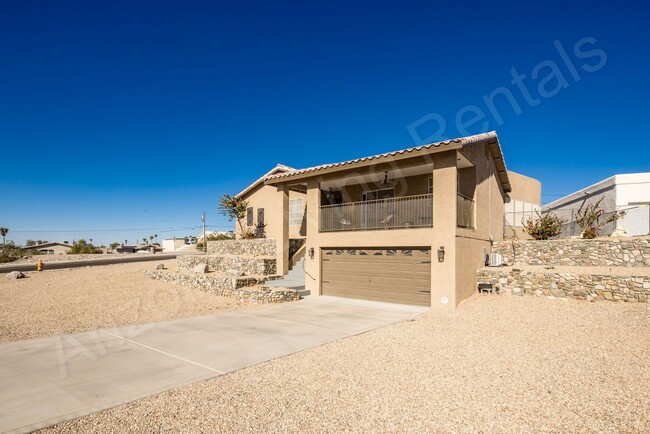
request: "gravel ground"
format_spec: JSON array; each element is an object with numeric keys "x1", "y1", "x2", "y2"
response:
[
  {"x1": 9, "y1": 253, "x2": 157, "y2": 264},
  {"x1": 0, "y1": 260, "x2": 250, "y2": 342},
  {"x1": 40, "y1": 294, "x2": 650, "y2": 433}
]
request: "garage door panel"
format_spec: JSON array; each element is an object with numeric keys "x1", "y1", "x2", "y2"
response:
[{"x1": 321, "y1": 247, "x2": 431, "y2": 306}]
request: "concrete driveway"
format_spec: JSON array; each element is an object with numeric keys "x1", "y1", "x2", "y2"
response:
[{"x1": 0, "y1": 296, "x2": 427, "y2": 433}]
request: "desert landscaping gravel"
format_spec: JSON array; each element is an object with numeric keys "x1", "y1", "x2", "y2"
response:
[
  {"x1": 10, "y1": 253, "x2": 141, "y2": 264},
  {"x1": 0, "y1": 261, "x2": 250, "y2": 342},
  {"x1": 40, "y1": 294, "x2": 649, "y2": 433}
]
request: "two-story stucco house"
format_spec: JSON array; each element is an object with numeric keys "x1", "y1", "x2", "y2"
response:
[{"x1": 235, "y1": 131, "x2": 539, "y2": 310}]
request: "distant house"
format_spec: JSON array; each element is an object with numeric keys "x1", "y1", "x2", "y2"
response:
[
  {"x1": 543, "y1": 173, "x2": 650, "y2": 237},
  {"x1": 23, "y1": 242, "x2": 72, "y2": 255},
  {"x1": 116, "y1": 245, "x2": 138, "y2": 254}
]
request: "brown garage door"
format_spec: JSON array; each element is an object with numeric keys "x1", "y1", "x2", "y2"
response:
[{"x1": 321, "y1": 248, "x2": 431, "y2": 306}]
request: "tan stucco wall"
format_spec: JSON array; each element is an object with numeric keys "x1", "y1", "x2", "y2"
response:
[
  {"x1": 329, "y1": 173, "x2": 431, "y2": 203},
  {"x1": 238, "y1": 184, "x2": 306, "y2": 241},
  {"x1": 265, "y1": 143, "x2": 514, "y2": 309},
  {"x1": 454, "y1": 143, "x2": 507, "y2": 305},
  {"x1": 504, "y1": 170, "x2": 542, "y2": 239},
  {"x1": 300, "y1": 151, "x2": 460, "y2": 311},
  {"x1": 508, "y1": 171, "x2": 541, "y2": 205},
  {"x1": 237, "y1": 183, "x2": 302, "y2": 275},
  {"x1": 455, "y1": 237, "x2": 491, "y2": 304}
]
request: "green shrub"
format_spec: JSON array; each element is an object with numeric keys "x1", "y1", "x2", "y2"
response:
[
  {"x1": 67, "y1": 239, "x2": 102, "y2": 254},
  {"x1": 522, "y1": 212, "x2": 567, "y2": 240},
  {"x1": 0, "y1": 245, "x2": 30, "y2": 263},
  {"x1": 196, "y1": 233, "x2": 235, "y2": 250}
]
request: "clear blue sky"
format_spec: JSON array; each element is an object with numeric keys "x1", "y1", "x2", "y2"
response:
[{"x1": 1, "y1": 1, "x2": 648, "y2": 245}]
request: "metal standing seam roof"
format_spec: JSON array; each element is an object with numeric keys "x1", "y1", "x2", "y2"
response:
[{"x1": 264, "y1": 131, "x2": 511, "y2": 192}]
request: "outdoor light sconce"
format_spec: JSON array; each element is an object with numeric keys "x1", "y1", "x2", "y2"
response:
[
  {"x1": 437, "y1": 246, "x2": 445, "y2": 262},
  {"x1": 309, "y1": 247, "x2": 315, "y2": 259}
]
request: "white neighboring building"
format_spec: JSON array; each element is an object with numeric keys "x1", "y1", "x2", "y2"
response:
[
  {"x1": 195, "y1": 231, "x2": 234, "y2": 242},
  {"x1": 162, "y1": 238, "x2": 186, "y2": 252},
  {"x1": 543, "y1": 173, "x2": 650, "y2": 237}
]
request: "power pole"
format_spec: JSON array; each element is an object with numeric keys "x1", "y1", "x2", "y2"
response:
[{"x1": 202, "y1": 211, "x2": 206, "y2": 253}]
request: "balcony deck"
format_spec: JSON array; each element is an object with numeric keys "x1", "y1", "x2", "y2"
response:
[{"x1": 320, "y1": 194, "x2": 433, "y2": 232}]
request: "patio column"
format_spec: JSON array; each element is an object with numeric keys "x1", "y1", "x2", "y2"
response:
[
  {"x1": 431, "y1": 150, "x2": 457, "y2": 310},
  {"x1": 277, "y1": 183, "x2": 290, "y2": 276},
  {"x1": 304, "y1": 179, "x2": 320, "y2": 296}
]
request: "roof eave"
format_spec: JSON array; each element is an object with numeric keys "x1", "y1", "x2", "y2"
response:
[
  {"x1": 235, "y1": 164, "x2": 296, "y2": 198},
  {"x1": 264, "y1": 142, "x2": 465, "y2": 185}
]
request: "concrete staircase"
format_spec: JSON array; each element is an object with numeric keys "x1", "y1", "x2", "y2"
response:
[{"x1": 265, "y1": 257, "x2": 308, "y2": 296}]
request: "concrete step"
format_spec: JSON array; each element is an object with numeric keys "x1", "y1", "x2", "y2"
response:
[{"x1": 266, "y1": 279, "x2": 304, "y2": 289}]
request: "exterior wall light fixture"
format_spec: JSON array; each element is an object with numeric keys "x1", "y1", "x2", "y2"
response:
[{"x1": 437, "y1": 246, "x2": 445, "y2": 262}]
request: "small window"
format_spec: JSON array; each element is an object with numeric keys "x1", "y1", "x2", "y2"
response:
[
  {"x1": 257, "y1": 208, "x2": 265, "y2": 226},
  {"x1": 247, "y1": 207, "x2": 254, "y2": 226},
  {"x1": 289, "y1": 198, "x2": 305, "y2": 226}
]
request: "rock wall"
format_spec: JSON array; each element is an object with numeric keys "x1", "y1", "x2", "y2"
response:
[
  {"x1": 207, "y1": 239, "x2": 277, "y2": 256},
  {"x1": 177, "y1": 255, "x2": 277, "y2": 276},
  {"x1": 477, "y1": 268, "x2": 650, "y2": 303},
  {"x1": 145, "y1": 270, "x2": 300, "y2": 303},
  {"x1": 493, "y1": 237, "x2": 650, "y2": 267}
]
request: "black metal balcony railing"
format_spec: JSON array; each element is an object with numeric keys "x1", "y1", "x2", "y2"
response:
[
  {"x1": 320, "y1": 194, "x2": 433, "y2": 232},
  {"x1": 457, "y1": 193, "x2": 475, "y2": 228}
]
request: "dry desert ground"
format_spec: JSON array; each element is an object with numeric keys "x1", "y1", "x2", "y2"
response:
[
  {"x1": 2, "y1": 265, "x2": 641, "y2": 434},
  {"x1": 0, "y1": 260, "x2": 250, "y2": 342}
]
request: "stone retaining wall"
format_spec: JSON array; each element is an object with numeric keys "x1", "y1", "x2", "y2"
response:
[
  {"x1": 493, "y1": 237, "x2": 650, "y2": 267},
  {"x1": 177, "y1": 255, "x2": 276, "y2": 276},
  {"x1": 477, "y1": 268, "x2": 650, "y2": 303},
  {"x1": 207, "y1": 239, "x2": 277, "y2": 256},
  {"x1": 145, "y1": 270, "x2": 300, "y2": 303}
]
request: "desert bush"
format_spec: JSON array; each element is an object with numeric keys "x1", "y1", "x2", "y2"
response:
[
  {"x1": 575, "y1": 197, "x2": 625, "y2": 239},
  {"x1": 0, "y1": 245, "x2": 30, "y2": 263},
  {"x1": 67, "y1": 239, "x2": 102, "y2": 254},
  {"x1": 522, "y1": 212, "x2": 567, "y2": 240},
  {"x1": 196, "y1": 233, "x2": 235, "y2": 250}
]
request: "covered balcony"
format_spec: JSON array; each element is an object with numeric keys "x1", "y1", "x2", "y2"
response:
[{"x1": 320, "y1": 193, "x2": 433, "y2": 232}]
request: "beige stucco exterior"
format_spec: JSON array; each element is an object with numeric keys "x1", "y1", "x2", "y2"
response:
[
  {"x1": 503, "y1": 170, "x2": 542, "y2": 239},
  {"x1": 232, "y1": 132, "x2": 539, "y2": 310},
  {"x1": 237, "y1": 169, "x2": 306, "y2": 275}
]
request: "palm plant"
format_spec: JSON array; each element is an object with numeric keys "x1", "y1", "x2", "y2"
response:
[{"x1": 0, "y1": 227, "x2": 8, "y2": 247}]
